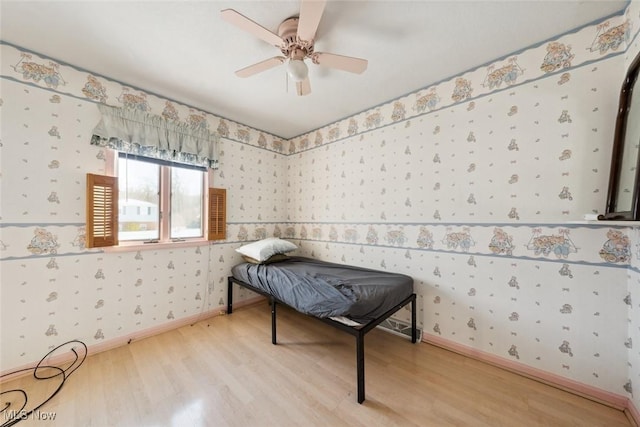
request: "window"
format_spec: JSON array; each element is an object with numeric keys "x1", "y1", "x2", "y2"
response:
[
  {"x1": 86, "y1": 152, "x2": 226, "y2": 249},
  {"x1": 170, "y1": 165, "x2": 204, "y2": 239},
  {"x1": 118, "y1": 155, "x2": 162, "y2": 241},
  {"x1": 118, "y1": 153, "x2": 205, "y2": 242}
]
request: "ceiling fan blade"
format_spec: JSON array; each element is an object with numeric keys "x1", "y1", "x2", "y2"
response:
[
  {"x1": 221, "y1": 9, "x2": 283, "y2": 47},
  {"x1": 312, "y1": 52, "x2": 368, "y2": 74},
  {"x1": 296, "y1": 77, "x2": 311, "y2": 96},
  {"x1": 235, "y1": 56, "x2": 286, "y2": 78},
  {"x1": 297, "y1": 0, "x2": 326, "y2": 41}
]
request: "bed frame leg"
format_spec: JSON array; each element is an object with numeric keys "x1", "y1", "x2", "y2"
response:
[
  {"x1": 356, "y1": 333, "x2": 365, "y2": 403},
  {"x1": 271, "y1": 297, "x2": 277, "y2": 345},
  {"x1": 411, "y1": 293, "x2": 417, "y2": 344},
  {"x1": 227, "y1": 277, "x2": 234, "y2": 315}
]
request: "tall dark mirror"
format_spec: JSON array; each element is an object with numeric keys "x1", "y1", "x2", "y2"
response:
[{"x1": 602, "y1": 50, "x2": 640, "y2": 220}]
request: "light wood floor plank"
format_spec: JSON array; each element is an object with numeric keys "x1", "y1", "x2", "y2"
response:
[{"x1": 0, "y1": 303, "x2": 632, "y2": 426}]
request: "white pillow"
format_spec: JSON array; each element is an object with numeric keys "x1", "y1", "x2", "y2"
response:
[{"x1": 236, "y1": 238, "x2": 297, "y2": 262}]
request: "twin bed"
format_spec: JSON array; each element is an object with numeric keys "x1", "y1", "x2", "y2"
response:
[{"x1": 228, "y1": 253, "x2": 417, "y2": 403}]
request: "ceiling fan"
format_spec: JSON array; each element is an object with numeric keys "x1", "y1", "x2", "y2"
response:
[{"x1": 220, "y1": 0, "x2": 368, "y2": 96}]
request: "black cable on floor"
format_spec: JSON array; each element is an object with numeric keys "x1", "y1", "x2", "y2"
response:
[{"x1": 0, "y1": 340, "x2": 87, "y2": 427}]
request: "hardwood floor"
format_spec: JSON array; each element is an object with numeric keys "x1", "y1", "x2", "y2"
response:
[{"x1": 1, "y1": 302, "x2": 633, "y2": 426}]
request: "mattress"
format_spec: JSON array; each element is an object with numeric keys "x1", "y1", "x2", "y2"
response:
[{"x1": 231, "y1": 256, "x2": 414, "y2": 323}]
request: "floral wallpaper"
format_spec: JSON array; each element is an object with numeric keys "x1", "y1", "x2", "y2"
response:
[
  {"x1": 282, "y1": 55, "x2": 633, "y2": 392},
  {"x1": 278, "y1": 8, "x2": 635, "y2": 401},
  {"x1": 625, "y1": 0, "x2": 640, "y2": 413},
  {"x1": 288, "y1": 11, "x2": 632, "y2": 154},
  {"x1": 1, "y1": 3, "x2": 640, "y2": 412},
  {"x1": 628, "y1": 229, "x2": 640, "y2": 409},
  {"x1": 0, "y1": 71, "x2": 286, "y2": 371},
  {"x1": 2, "y1": 47, "x2": 284, "y2": 153}
]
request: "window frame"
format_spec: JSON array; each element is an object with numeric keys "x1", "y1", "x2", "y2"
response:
[{"x1": 91, "y1": 149, "x2": 224, "y2": 251}]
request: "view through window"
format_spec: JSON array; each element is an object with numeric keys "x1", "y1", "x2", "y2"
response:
[
  {"x1": 170, "y1": 166, "x2": 204, "y2": 239},
  {"x1": 118, "y1": 155, "x2": 204, "y2": 242}
]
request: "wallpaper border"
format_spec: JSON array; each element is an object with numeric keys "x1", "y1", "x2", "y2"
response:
[{"x1": 1, "y1": 4, "x2": 636, "y2": 156}]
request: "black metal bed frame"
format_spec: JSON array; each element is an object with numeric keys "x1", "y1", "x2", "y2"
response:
[{"x1": 227, "y1": 276, "x2": 417, "y2": 404}]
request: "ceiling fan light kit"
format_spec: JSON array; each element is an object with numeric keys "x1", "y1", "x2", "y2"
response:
[
  {"x1": 220, "y1": 0, "x2": 368, "y2": 96},
  {"x1": 287, "y1": 59, "x2": 308, "y2": 82}
]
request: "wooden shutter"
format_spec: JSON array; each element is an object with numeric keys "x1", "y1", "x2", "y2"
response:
[
  {"x1": 208, "y1": 188, "x2": 226, "y2": 241},
  {"x1": 86, "y1": 173, "x2": 119, "y2": 248}
]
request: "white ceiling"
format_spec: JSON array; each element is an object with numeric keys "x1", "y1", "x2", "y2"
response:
[{"x1": 0, "y1": 1, "x2": 628, "y2": 139}]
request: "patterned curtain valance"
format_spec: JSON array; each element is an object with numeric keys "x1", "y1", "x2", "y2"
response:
[{"x1": 90, "y1": 104, "x2": 219, "y2": 169}]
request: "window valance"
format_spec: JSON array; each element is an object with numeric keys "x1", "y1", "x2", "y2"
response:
[{"x1": 90, "y1": 104, "x2": 219, "y2": 169}]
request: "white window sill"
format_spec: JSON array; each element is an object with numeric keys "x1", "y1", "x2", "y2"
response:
[{"x1": 102, "y1": 239, "x2": 211, "y2": 253}]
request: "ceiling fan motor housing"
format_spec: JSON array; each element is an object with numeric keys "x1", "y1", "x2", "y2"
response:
[{"x1": 278, "y1": 17, "x2": 314, "y2": 59}]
